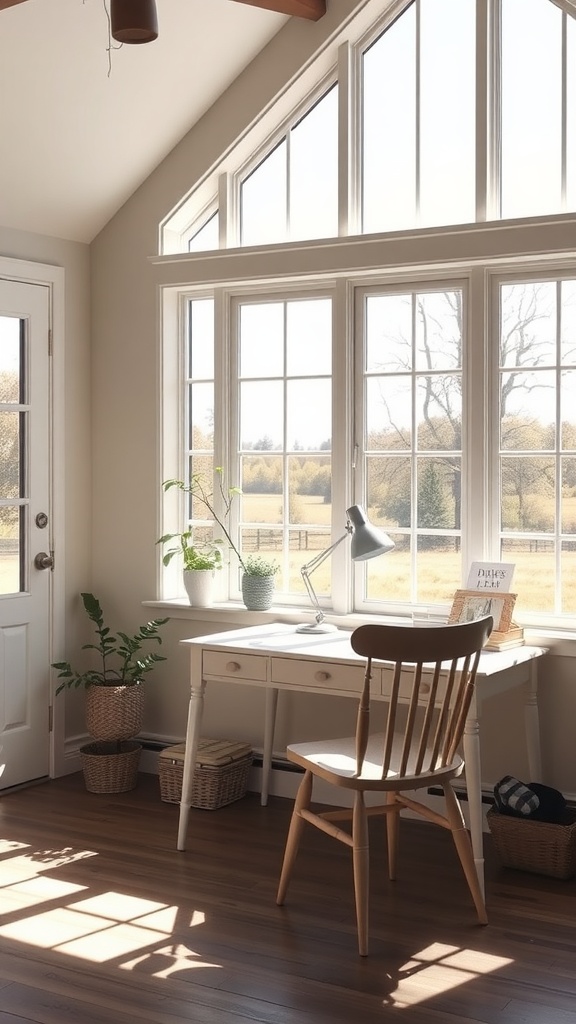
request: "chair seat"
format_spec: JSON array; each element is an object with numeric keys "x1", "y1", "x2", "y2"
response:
[{"x1": 287, "y1": 733, "x2": 464, "y2": 791}]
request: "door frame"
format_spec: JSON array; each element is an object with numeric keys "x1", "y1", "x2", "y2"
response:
[{"x1": 0, "y1": 255, "x2": 65, "y2": 781}]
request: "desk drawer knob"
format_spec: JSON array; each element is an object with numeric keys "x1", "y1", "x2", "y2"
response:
[
  {"x1": 226, "y1": 661, "x2": 241, "y2": 672},
  {"x1": 314, "y1": 670, "x2": 330, "y2": 682},
  {"x1": 421, "y1": 682, "x2": 431, "y2": 694}
]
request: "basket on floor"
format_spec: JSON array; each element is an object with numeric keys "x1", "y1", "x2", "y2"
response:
[
  {"x1": 80, "y1": 741, "x2": 142, "y2": 794},
  {"x1": 487, "y1": 806, "x2": 576, "y2": 879},
  {"x1": 158, "y1": 739, "x2": 253, "y2": 810}
]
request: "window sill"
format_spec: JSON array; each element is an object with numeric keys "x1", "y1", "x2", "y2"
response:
[{"x1": 143, "y1": 599, "x2": 576, "y2": 656}]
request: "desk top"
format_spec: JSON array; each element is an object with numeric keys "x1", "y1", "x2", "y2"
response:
[{"x1": 181, "y1": 622, "x2": 547, "y2": 678}]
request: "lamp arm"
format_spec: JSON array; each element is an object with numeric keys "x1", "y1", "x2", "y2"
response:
[{"x1": 300, "y1": 527, "x2": 352, "y2": 626}]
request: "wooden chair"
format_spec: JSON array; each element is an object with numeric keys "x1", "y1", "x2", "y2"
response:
[{"x1": 276, "y1": 615, "x2": 493, "y2": 956}]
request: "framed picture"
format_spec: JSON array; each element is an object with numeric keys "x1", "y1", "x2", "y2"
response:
[{"x1": 448, "y1": 589, "x2": 517, "y2": 633}]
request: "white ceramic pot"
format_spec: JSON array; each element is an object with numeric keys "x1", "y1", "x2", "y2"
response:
[{"x1": 183, "y1": 569, "x2": 215, "y2": 607}]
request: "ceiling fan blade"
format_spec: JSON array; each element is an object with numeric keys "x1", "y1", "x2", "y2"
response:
[
  {"x1": 0, "y1": 0, "x2": 28, "y2": 9},
  {"x1": 230, "y1": 0, "x2": 326, "y2": 20}
]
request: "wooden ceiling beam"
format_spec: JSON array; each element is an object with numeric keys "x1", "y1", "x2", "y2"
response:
[
  {"x1": 0, "y1": 0, "x2": 327, "y2": 19},
  {"x1": 230, "y1": 0, "x2": 326, "y2": 21}
]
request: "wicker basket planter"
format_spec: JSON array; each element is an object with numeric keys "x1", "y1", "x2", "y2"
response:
[
  {"x1": 80, "y1": 741, "x2": 142, "y2": 794},
  {"x1": 85, "y1": 682, "x2": 145, "y2": 742},
  {"x1": 158, "y1": 739, "x2": 253, "y2": 810},
  {"x1": 487, "y1": 806, "x2": 576, "y2": 879}
]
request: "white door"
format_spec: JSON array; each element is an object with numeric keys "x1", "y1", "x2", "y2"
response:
[{"x1": 0, "y1": 278, "x2": 51, "y2": 790}]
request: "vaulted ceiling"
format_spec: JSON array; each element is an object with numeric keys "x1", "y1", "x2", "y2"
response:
[{"x1": 0, "y1": 0, "x2": 299, "y2": 243}]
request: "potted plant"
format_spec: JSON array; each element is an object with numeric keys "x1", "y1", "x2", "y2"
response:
[
  {"x1": 52, "y1": 593, "x2": 168, "y2": 793},
  {"x1": 157, "y1": 527, "x2": 223, "y2": 607},
  {"x1": 161, "y1": 471, "x2": 281, "y2": 609},
  {"x1": 241, "y1": 554, "x2": 280, "y2": 611}
]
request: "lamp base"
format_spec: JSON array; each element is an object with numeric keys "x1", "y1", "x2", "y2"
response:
[{"x1": 295, "y1": 622, "x2": 338, "y2": 634}]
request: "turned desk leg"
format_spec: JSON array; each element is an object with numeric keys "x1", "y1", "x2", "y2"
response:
[
  {"x1": 463, "y1": 704, "x2": 485, "y2": 899},
  {"x1": 261, "y1": 687, "x2": 279, "y2": 806},
  {"x1": 177, "y1": 679, "x2": 206, "y2": 851},
  {"x1": 525, "y1": 661, "x2": 542, "y2": 781}
]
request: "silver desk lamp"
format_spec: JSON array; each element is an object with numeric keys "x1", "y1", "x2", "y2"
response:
[{"x1": 295, "y1": 504, "x2": 394, "y2": 634}]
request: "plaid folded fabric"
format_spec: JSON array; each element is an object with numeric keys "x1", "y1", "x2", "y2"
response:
[{"x1": 494, "y1": 775, "x2": 540, "y2": 817}]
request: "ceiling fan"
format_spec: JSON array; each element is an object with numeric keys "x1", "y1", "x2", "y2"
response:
[{"x1": 0, "y1": 0, "x2": 326, "y2": 43}]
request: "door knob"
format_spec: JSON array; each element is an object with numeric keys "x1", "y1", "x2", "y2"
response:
[{"x1": 34, "y1": 552, "x2": 54, "y2": 570}]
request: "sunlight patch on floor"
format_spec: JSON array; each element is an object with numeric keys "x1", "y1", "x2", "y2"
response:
[{"x1": 386, "y1": 942, "x2": 513, "y2": 1008}]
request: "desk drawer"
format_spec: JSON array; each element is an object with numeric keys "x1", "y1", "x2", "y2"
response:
[
  {"x1": 203, "y1": 650, "x2": 268, "y2": 682},
  {"x1": 380, "y1": 665, "x2": 446, "y2": 703},
  {"x1": 271, "y1": 657, "x2": 369, "y2": 694}
]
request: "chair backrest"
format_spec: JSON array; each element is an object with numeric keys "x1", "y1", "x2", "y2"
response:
[{"x1": 350, "y1": 617, "x2": 493, "y2": 779}]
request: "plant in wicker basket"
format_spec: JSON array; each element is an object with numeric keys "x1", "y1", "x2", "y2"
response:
[{"x1": 52, "y1": 593, "x2": 168, "y2": 793}]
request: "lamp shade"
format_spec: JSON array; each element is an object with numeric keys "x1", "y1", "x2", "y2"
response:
[
  {"x1": 347, "y1": 505, "x2": 395, "y2": 561},
  {"x1": 111, "y1": 0, "x2": 158, "y2": 44}
]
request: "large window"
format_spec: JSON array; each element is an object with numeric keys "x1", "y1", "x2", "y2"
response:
[{"x1": 159, "y1": 0, "x2": 576, "y2": 628}]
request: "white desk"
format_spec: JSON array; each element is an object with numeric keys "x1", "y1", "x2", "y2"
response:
[{"x1": 178, "y1": 623, "x2": 547, "y2": 892}]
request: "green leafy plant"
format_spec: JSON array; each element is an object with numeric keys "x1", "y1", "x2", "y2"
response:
[
  {"x1": 162, "y1": 469, "x2": 246, "y2": 570},
  {"x1": 157, "y1": 529, "x2": 223, "y2": 571},
  {"x1": 243, "y1": 554, "x2": 280, "y2": 577},
  {"x1": 52, "y1": 593, "x2": 168, "y2": 693}
]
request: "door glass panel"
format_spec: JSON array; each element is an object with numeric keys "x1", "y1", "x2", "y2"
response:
[{"x1": 0, "y1": 315, "x2": 25, "y2": 595}]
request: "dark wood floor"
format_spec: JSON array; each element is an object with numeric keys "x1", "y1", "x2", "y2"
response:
[{"x1": 0, "y1": 773, "x2": 575, "y2": 1024}]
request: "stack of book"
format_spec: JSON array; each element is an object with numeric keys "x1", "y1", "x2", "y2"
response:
[{"x1": 484, "y1": 624, "x2": 524, "y2": 651}]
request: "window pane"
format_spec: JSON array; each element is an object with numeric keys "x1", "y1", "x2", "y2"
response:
[
  {"x1": 366, "y1": 377, "x2": 412, "y2": 450},
  {"x1": 415, "y1": 291, "x2": 462, "y2": 371},
  {"x1": 502, "y1": 538, "x2": 555, "y2": 615},
  {"x1": 288, "y1": 455, "x2": 331, "y2": 526},
  {"x1": 187, "y1": 383, "x2": 214, "y2": 451},
  {"x1": 362, "y1": 4, "x2": 416, "y2": 232},
  {"x1": 417, "y1": 457, "x2": 460, "y2": 532},
  {"x1": 287, "y1": 379, "x2": 331, "y2": 451},
  {"x1": 500, "y1": 282, "x2": 556, "y2": 368},
  {"x1": 366, "y1": 294, "x2": 413, "y2": 373},
  {"x1": 287, "y1": 299, "x2": 331, "y2": 376},
  {"x1": 240, "y1": 303, "x2": 284, "y2": 377},
  {"x1": 501, "y1": 456, "x2": 555, "y2": 532},
  {"x1": 188, "y1": 299, "x2": 214, "y2": 379},
  {"x1": 419, "y1": 0, "x2": 475, "y2": 227},
  {"x1": 0, "y1": 411, "x2": 21, "y2": 501},
  {"x1": 500, "y1": 371, "x2": 556, "y2": 451},
  {"x1": 561, "y1": 280, "x2": 576, "y2": 364},
  {"x1": 367, "y1": 454, "x2": 411, "y2": 529},
  {"x1": 501, "y1": 0, "x2": 563, "y2": 218},
  {"x1": 188, "y1": 212, "x2": 219, "y2": 252},
  {"x1": 241, "y1": 140, "x2": 287, "y2": 246},
  {"x1": 241, "y1": 456, "x2": 283, "y2": 524},
  {"x1": 0, "y1": 316, "x2": 21, "y2": 402},
  {"x1": 290, "y1": 86, "x2": 338, "y2": 241},
  {"x1": 240, "y1": 381, "x2": 284, "y2": 450},
  {"x1": 416, "y1": 376, "x2": 462, "y2": 451}
]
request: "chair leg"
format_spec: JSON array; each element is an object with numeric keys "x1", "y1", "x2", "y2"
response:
[
  {"x1": 276, "y1": 769, "x2": 313, "y2": 905},
  {"x1": 443, "y1": 783, "x2": 488, "y2": 925},
  {"x1": 386, "y1": 791, "x2": 399, "y2": 881},
  {"x1": 352, "y1": 791, "x2": 370, "y2": 956}
]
